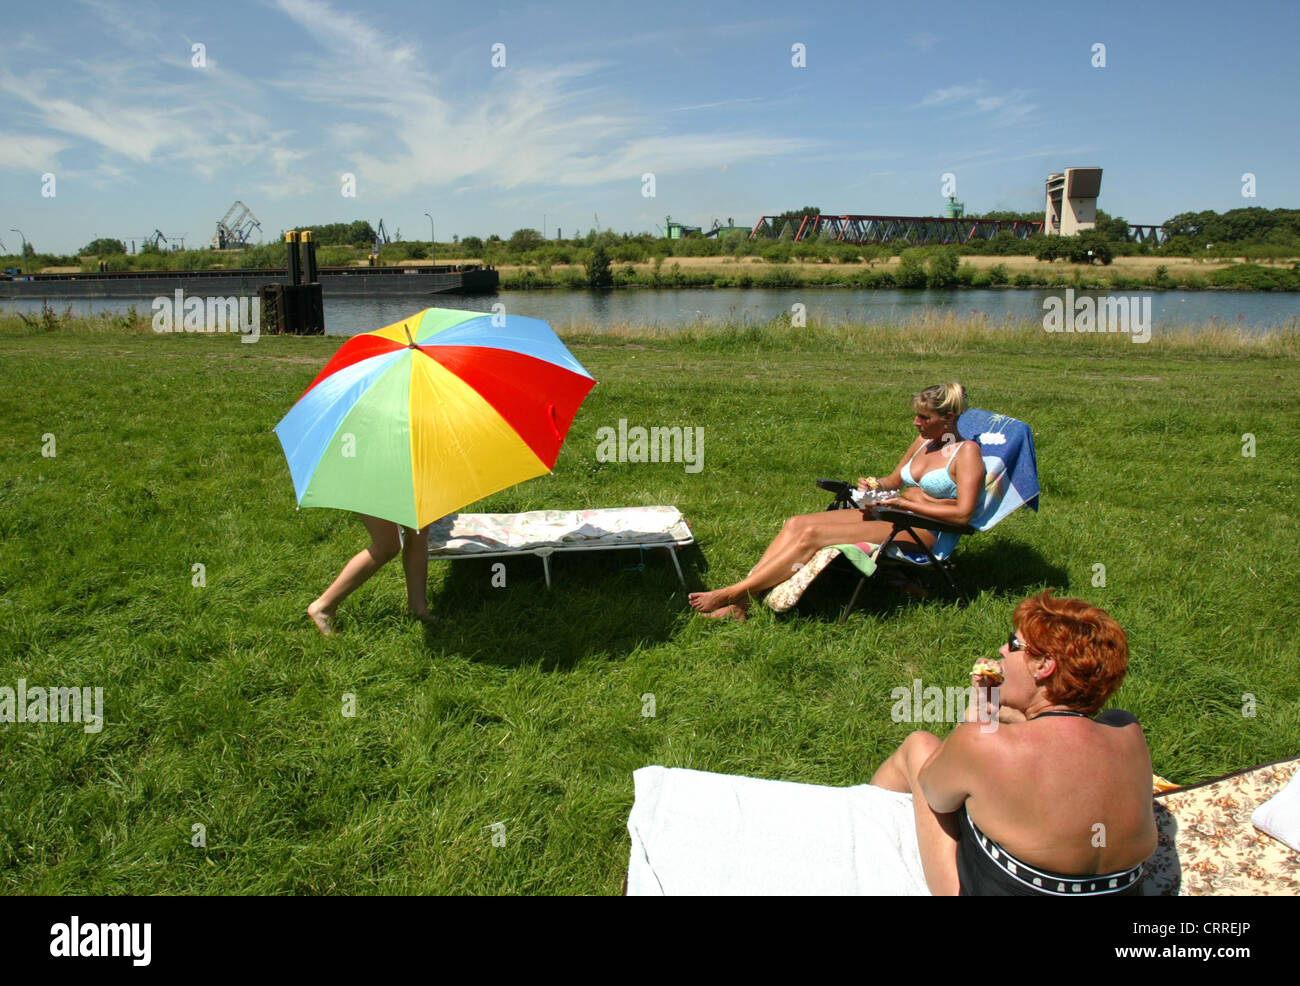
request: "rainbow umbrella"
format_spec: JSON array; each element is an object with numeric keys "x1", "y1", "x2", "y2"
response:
[{"x1": 275, "y1": 307, "x2": 595, "y2": 529}]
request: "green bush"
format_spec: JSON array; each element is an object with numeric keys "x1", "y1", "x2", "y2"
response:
[
  {"x1": 988, "y1": 264, "x2": 1008, "y2": 285},
  {"x1": 1014, "y1": 273, "x2": 1036, "y2": 287},
  {"x1": 508, "y1": 229, "x2": 545, "y2": 254},
  {"x1": 1035, "y1": 238, "x2": 1062, "y2": 262},
  {"x1": 612, "y1": 243, "x2": 646, "y2": 263},
  {"x1": 970, "y1": 272, "x2": 992, "y2": 288},
  {"x1": 585, "y1": 245, "x2": 613, "y2": 288},
  {"x1": 671, "y1": 236, "x2": 721, "y2": 257},
  {"x1": 1065, "y1": 232, "x2": 1113, "y2": 265},
  {"x1": 81, "y1": 238, "x2": 127, "y2": 256},
  {"x1": 1209, "y1": 263, "x2": 1300, "y2": 291},
  {"x1": 761, "y1": 243, "x2": 793, "y2": 264},
  {"x1": 926, "y1": 248, "x2": 960, "y2": 288},
  {"x1": 895, "y1": 249, "x2": 928, "y2": 289},
  {"x1": 316, "y1": 246, "x2": 355, "y2": 267},
  {"x1": 757, "y1": 266, "x2": 801, "y2": 288},
  {"x1": 379, "y1": 242, "x2": 428, "y2": 261}
]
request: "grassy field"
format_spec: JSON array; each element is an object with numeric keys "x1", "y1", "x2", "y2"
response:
[{"x1": 1, "y1": 311, "x2": 1297, "y2": 894}]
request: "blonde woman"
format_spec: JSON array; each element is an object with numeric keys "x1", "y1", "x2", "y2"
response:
[{"x1": 688, "y1": 382, "x2": 983, "y2": 620}]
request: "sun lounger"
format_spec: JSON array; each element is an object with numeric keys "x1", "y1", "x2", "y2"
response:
[{"x1": 426, "y1": 506, "x2": 694, "y2": 588}]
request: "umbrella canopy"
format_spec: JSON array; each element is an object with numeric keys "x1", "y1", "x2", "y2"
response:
[{"x1": 275, "y1": 307, "x2": 595, "y2": 529}]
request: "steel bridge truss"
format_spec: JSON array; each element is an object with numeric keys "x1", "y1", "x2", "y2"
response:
[
  {"x1": 750, "y1": 214, "x2": 1044, "y2": 245},
  {"x1": 751, "y1": 214, "x2": 1166, "y2": 245}
]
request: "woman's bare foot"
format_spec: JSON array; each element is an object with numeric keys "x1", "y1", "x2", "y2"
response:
[
  {"x1": 407, "y1": 608, "x2": 437, "y2": 626},
  {"x1": 689, "y1": 588, "x2": 737, "y2": 613},
  {"x1": 307, "y1": 600, "x2": 335, "y2": 637},
  {"x1": 703, "y1": 604, "x2": 748, "y2": 621}
]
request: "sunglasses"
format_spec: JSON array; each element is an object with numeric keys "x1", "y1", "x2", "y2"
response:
[{"x1": 1007, "y1": 630, "x2": 1025, "y2": 652}]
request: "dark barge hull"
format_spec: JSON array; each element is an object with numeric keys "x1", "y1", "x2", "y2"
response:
[{"x1": 0, "y1": 265, "x2": 498, "y2": 299}]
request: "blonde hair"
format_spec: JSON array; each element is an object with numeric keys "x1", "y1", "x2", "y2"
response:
[{"x1": 912, "y1": 382, "x2": 968, "y2": 418}]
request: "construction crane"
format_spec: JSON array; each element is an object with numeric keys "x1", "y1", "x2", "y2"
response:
[
  {"x1": 371, "y1": 219, "x2": 392, "y2": 258},
  {"x1": 214, "y1": 201, "x2": 262, "y2": 249}
]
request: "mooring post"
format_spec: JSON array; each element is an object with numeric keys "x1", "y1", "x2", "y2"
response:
[{"x1": 285, "y1": 230, "x2": 302, "y2": 286}]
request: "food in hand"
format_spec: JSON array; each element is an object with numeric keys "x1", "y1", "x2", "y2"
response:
[{"x1": 971, "y1": 658, "x2": 1004, "y2": 685}]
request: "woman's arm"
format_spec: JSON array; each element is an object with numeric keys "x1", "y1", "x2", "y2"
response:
[
  {"x1": 916, "y1": 724, "x2": 979, "y2": 814},
  {"x1": 879, "y1": 441, "x2": 984, "y2": 525}
]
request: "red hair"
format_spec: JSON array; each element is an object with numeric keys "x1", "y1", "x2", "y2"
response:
[{"x1": 1013, "y1": 590, "x2": 1129, "y2": 715}]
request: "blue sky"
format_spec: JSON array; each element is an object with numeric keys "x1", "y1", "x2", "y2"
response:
[{"x1": 2, "y1": 0, "x2": 1297, "y2": 254}]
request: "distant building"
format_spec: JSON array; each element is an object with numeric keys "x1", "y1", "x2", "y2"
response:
[
  {"x1": 1045, "y1": 167, "x2": 1102, "y2": 236},
  {"x1": 665, "y1": 216, "x2": 703, "y2": 239}
]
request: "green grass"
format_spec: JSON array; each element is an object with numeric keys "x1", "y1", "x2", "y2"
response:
[{"x1": 1, "y1": 312, "x2": 1298, "y2": 894}]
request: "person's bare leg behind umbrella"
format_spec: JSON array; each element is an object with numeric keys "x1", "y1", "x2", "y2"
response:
[{"x1": 308, "y1": 514, "x2": 434, "y2": 636}]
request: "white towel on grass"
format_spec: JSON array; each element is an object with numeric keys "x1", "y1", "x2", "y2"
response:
[
  {"x1": 626, "y1": 766, "x2": 930, "y2": 896},
  {"x1": 1251, "y1": 768, "x2": 1300, "y2": 851}
]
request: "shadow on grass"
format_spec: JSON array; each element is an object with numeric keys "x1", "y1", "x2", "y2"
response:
[
  {"x1": 425, "y1": 546, "x2": 705, "y2": 670},
  {"x1": 788, "y1": 539, "x2": 1069, "y2": 621}
]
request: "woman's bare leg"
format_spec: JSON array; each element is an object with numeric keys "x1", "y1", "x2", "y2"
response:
[
  {"x1": 308, "y1": 514, "x2": 402, "y2": 635},
  {"x1": 870, "y1": 730, "x2": 960, "y2": 896},
  {"x1": 402, "y1": 524, "x2": 434, "y2": 621},
  {"x1": 688, "y1": 511, "x2": 932, "y2": 614}
]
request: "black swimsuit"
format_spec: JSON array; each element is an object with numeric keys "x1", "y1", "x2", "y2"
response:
[{"x1": 955, "y1": 710, "x2": 1146, "y2": 897}]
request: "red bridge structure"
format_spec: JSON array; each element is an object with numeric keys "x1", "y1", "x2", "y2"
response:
[
  {"x1": 750, "y1": 214, "x2": 1043, "y2": 245},
  {"x1": 750, "y1": 214, "x2": 1166, "y2": 245}
]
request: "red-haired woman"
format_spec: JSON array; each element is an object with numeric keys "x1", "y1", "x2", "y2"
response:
[{"x1": 870, "y1": 591, "x2": 1157, "y2": 895}]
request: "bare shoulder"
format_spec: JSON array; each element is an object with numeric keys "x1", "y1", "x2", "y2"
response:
[
  {"x1": 955, "y1": 439, "x2": 984, "y2": 465},
  {"x1": 921, "y1": 721, "x2": 1019, "y2": 809}
]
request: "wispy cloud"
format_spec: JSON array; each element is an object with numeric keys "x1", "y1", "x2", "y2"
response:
[
  {"x1": 667, "y1": 97, "x2": 766, "y2": 113},
  {"x1": 916, "y1": 84, "x2": 982, "y2": 108},
  {"x1": 0, "y1": 131, "x2": 66, "y2": 170},
  {"x1": 269, "y1": 0, "x2": 818, "y2": 196},
  {"x1": 914, "y1": 80, "x2": 1036, "y2": 128}
]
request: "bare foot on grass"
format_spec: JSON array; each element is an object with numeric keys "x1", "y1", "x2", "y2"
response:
[
  {"x1": 407, "y1": 608, "x2": 437, "y2": 626},
  {"x1": 702, "y1": 604, "x2": 748, "y2": 621},
  {"x1": 688, "y1": 588, "x2": 736, "y2": 613},
  {"x1": 307, "y1": 601, "x2": 335, "y2": 637}
]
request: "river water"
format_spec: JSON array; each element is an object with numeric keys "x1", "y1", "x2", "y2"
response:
[{"x1": 4, "y1": 287, "x2": 1297, "y2": 337}]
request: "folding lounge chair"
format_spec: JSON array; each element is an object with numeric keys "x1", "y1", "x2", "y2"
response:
[
  {"x1": 765, "y1": 409, "x2": 1039, "y2": 621},
  {"x1": 426, "y1": 506, "x2": 694, "y2": 589}
]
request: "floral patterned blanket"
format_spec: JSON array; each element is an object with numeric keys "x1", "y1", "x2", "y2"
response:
[{"x1": 1141, "y1": 758, "x2": 1299, "y2": 896}]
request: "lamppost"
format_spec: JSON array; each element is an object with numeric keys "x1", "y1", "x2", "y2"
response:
[
  {"x1": 10, "y1": 228, "x2": 28, "y2": 275},
  {"x1": 424, "y1": 213, "x2": 434, "y2": 264}
]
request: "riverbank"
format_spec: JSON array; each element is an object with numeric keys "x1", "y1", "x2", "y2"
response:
[
  {"x1": 15, "y1": 253, "x2": 1300, "y2": 293},
  {"x1": 490, "y1": 254, "x2": 1300, "y2": 292}
]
